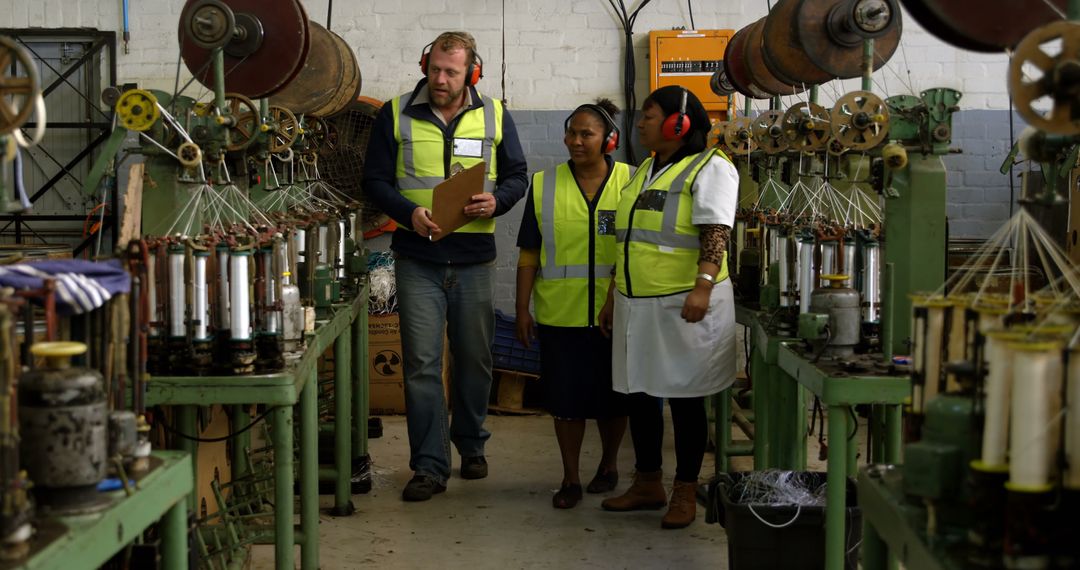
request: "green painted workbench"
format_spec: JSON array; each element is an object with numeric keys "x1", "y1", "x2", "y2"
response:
[
  {"x1": 777, "y1": 343, "x2": 909, "y2": 570},
  {"x1": 3, "y1": 451, "x2": 192, "y2": 570},
  {"x1": 146, "y1": 286, "x2": 369, "y2": 570},
  {"x1": 857, "y1": 465, "x2": 960, "y2": 570}
]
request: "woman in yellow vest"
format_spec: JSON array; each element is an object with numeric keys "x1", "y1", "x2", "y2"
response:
[
  {"x1": 599, "y1": 86, "x2": 738, "y2": 529},
  {"x1": 515, "y1": 99, "x2": 633, "y2": 509}
]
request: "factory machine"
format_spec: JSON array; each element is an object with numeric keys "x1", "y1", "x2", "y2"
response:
[
  {"x1": 706, "y1": 0, "x2": 956, "y2": 567},
  {"x1": 710, "y1": 0, "x2": 1080, "y2": 568},
  {"x1": 82, "y1": 0, "x2": 369, "y2": 378},
  {"x1": 850, "y1": 2, "x2": 1080, "y2": 569},
  {"x1": 1, "y1": 0, "x2": 374, "y2": 567}
]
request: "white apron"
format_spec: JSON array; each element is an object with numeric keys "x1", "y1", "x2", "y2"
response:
[{"x1": 611, "y1": 279, "x2": 736, "y2": 398}]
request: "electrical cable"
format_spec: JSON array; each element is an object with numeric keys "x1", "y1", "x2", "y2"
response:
[
  {"x1": 687, "y1": 0, "x2": 695, "y2": 29},
  {"x1": 1008, "y1": 94, "x2": 1015, "y2": 217},
  {"x1": 607, "y1": 0, "x2": 654, "y2": 164},
  {"x1": 155, "y1": 405, "x2": 277, "y2": 442}
]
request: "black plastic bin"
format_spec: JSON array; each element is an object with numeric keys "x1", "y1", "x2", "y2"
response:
[{"x1": 708, "y1": 472, "x2": 861, "y2": 570}]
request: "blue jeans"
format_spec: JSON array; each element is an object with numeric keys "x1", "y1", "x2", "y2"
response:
[{"x1": 395, "y1": 256, "x2": 495, "y2": 484}]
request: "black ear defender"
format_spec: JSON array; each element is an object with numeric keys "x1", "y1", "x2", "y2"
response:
[
  {"x1": 419, "y1": 40, "x2": 484, "y2": 86},
  {"x1": 564, "y1": 104, "x2": 620, "y2": 154},
  {"x1": 661, "y1": 87, "x2": 691, "y2": 140}
]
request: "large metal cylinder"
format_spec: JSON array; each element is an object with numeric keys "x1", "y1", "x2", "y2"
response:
[
  {"x1": 18, "y1": 342, "x2": 107, "y2": 513},
  {"x1": 809, "y1": 277, "x2": 861, "y2": 356}
]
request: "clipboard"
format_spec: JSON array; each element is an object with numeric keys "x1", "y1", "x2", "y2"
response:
[{"x1": 430, "y1": 162, "x2": 486, "y2": 241}]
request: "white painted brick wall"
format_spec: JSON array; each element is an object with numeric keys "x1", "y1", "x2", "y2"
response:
[{"x1": 0, "y1": 0, "x2": 1021, "y2": 111}]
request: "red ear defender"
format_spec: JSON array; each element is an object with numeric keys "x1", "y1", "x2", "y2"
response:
[
  {"x1": 419, "y1": 42, "x2": 483, "y2": 87},
  {"x1": 603, "y1": 130, "x2": 619, "y2": 154},
  {"x1": 661, "y1": 87, "x2": 691, "y2": 140}
]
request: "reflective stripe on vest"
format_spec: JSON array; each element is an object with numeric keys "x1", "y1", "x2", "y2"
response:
[
  {"x1": 615, "y1": 149, "x2": 731, "y2": 297},
  {"x1": 393, "y1": 92, "x2": 501, "y2": 233},
  {"x1": 532, "y1": 162, "x2": 629, "y2": 327}
]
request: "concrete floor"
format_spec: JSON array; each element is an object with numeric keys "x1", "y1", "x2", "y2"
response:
[{"x1": 251, "y1": 409, "x2": 841, "y2": 569}]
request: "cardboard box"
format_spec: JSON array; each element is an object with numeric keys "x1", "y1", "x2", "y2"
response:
[{"x1": 368, "y1": 312, "x2": 450, "y2": 414}]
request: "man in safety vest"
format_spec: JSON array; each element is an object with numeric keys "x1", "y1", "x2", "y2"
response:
[{"x1": 363, "y1": 31, "x2": 528, "y2": 502}]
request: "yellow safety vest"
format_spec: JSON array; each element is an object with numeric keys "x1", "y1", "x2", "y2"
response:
[
  {"x1": 614, "y1": 149, "x2": 731, "y2": 297},
  {"x1": 392, "y1": 91, "x2": 503, "y2": 234},
  {"x1": 532, "y1": 161, "x2": 632, "y2": 327}
]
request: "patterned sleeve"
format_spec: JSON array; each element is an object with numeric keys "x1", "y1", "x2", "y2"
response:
[{"x1": 698, "y1": 224, "x2": 731, "y2": 267}]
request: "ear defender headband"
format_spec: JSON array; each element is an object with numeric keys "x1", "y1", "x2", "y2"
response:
[
  {"x1": 661, "y1": 87, "x2": 691, "y2": 140},
  {"x1": 564, "y1": 104, "x2": 621, "y2": 154},
  {"x1": 419, "y1": 39, "x2": 484, "y2": 87}
]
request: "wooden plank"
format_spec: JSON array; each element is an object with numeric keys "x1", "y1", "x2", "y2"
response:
[{"x1": 117, "y1": 162, "x2": 144, "y2": 248}]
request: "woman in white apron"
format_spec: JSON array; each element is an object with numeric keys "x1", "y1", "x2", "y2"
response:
[{"x1": 598, "y1": 85, "x2": 738, "y2": 529}]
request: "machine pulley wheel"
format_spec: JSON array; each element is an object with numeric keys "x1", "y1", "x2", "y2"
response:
[
  {"x1": 302, "y1": 116, "x2": 329, "y2": 153},
  {"x1": 751, "y1": 110, "x2": 789, "y2": 155},
  {"x1": 182, "y1": 0, "x2": 235, "y2": 50},
  {"x1": 723, "y1": 117, "x2": 757, "y2": 156},
  {"x1": 744, "y1": 18, "x2": 805, "y2": 97},
  {"x1": 222, "y1": 92, "x2": 259, "y2": 152},
  {"x1": 269, "y1": 22, "x2": 341, "y2": 115},
  {"x1": 311, "y1": 28, "x2": 362, "y2": 117},
  {"x1": 266, "y1": 105, "x2": 298, "y2": 154},
  {"x1": 116, "y1": 89, "x2": 161, "y2": 132},
  {"x1": 0, "y1": 36, "x2": 40, "y2": 136},
  {"x1": 899, "y1": 0, "x2": 1068, "y2": 53},
  {"x1": 177, "y1": 142, "x2": 203, "y2": 167},
  {"x1": 830, "y1": 90, "x2": 890, "y2": 151},
  {"x1": 319, "y1": 122, "x2": 338, "y2": 155},
  {"x1": 782, "y1": 102, "x2": 832, "y2": 152},
  {"x1": 763, "y1": 0, "x2": 901, "y2": 83},
  {"x1": 1009, "y1": 21, "x2": 1080, "y2": 136},
  {"x1": 723, "y1": 26, "x2": 771, "y2": 100},
  {"x1": 179, "y1": 0, "x2": 310, "y2": 99}
]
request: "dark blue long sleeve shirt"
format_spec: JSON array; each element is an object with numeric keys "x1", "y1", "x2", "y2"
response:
[{"x1": 362, "y1": 79, "x2": 529, "y2": 264}]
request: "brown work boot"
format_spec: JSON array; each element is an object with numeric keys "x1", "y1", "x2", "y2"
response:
[
  {"x1": 601, "y1": 470, "x2": 666, "y2": 511},
  {"x1": 661, "y1": 480, "x2": 698, "y2": 529}
]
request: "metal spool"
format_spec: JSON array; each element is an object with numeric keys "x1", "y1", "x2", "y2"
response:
[
  {"x1": 752, "y1": 110, "x2": 790, "y2": 155},
  {"x1": 0, "y1": 36, "x2": 39, "y2": 136},
  {"x1": 311, "y1": 30, "x2": 362, "y2": 118},
  {"x1": 269, "y1": 22, "x2": 345, "y2": 116},
  {"x1": 1009, "y1": 21, "x2": 1080, "y2": 136},
  {"x1": 723, "y1": 117, "x2": 757, "y2": 156},
  {"x1": 782, "y1": 102, "x2": 832, "y2": 152},
  {"x1": 323, "y1": 96, "x2": 391, "y2": 233},
  {"x1": 179, "y1": 0, "x2": 310, "y2": 99},
  {"x1": 830, "y1": 90, "x2": 891, "y2": 150},
  {"x1": 744, "y1": 18, "x2": 806, "y2": 97},
  {"x1": 723, "y1": 25, "x2": 771, "y2": 100},
  {"x1": 899, "y1": 0, "x2": 1067, "y2": 53},
  {"x1": 763, "y1": 0, "x2": 901, "y2": 84}
]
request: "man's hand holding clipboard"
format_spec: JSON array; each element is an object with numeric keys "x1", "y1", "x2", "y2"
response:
[{"x1": 413, "y1": 162, "x2": 493, "y2": 242}]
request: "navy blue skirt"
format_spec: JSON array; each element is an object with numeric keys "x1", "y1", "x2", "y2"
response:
[{"x1": 537, "y1": 324, "x2": 628, "y2": 420}]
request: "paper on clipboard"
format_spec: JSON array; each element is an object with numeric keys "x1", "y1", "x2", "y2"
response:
[{"x1": 430, "y1": 162, "x2": 486, "y2": 241}]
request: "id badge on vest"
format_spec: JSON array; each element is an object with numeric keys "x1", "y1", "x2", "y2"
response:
[{"x1": 453, "y1": 138, "x2": 483, "y2": 158}]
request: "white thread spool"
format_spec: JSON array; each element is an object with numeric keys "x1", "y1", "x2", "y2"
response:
[
  {"x1": 945, "y1": 297, "x2": 968, "y2": 393},
  {"x1": 216, "y1": 246, "x2": 231, "y2": 331},
  {"x1": 337, "y1": 219, "x2": 347, "y2": 278},
  {"x1": 192, "y1": 251, "x2": 210, "y2": 341},
  {"x1": 263, "y1": 249, "x2": 279, "y2": 334},
  {"x1": 820, "y1": 241, "x2": 838, "y2": 286},
  {"x1": 798, "y1": 238, "x2": 814, "y2": 314},
  {"x1": 980, "y1": 331, "x2": 1024, "y2": 468},
  {"x1": 861, "y1": 241, "x2": 880, "y2": 323},
  {"x1": 147, "y1": 251, "x2": 159, "y2": 336},
  {"x1": 1067, "y1": 347, "x2": 1080, "y2": 490},
  {"x1": 230, "y1": 250, "x2": 252, "y2": 341},
  {"x1": 318, "y1": 223, "x2": 329, "y2": 264},
  {"x1": 167, "y1": 247, "x2": 185, "y2": 339},
  {"x1": 1008, "y1": 341, "x2": 1064, "y2": 492},
  {"x1": 734, "y1": 219, "x2": 747, "y2": 274},
  {"x1": 778, "y1": 235, "x2": 791, "y2": 307}
]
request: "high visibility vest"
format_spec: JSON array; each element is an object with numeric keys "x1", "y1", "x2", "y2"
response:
[
  {"x1": 614, "y1": 149, "x2": 731, "y2": 297},
  {"x1": 392, "y1": 91, "x2": 503, "y2": 234},
  {"x1": 532, "y1": 162, "x2": 632, "y2": 327}
]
